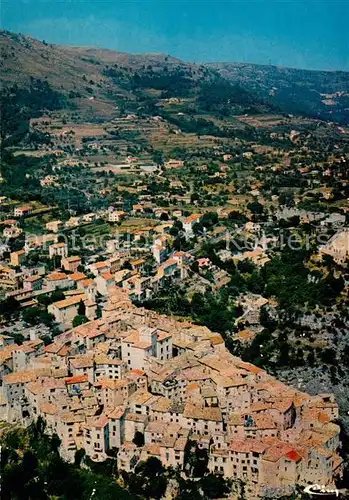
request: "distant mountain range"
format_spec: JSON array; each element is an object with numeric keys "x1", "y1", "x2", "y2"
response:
[
  {"x1": 209, "y1": 62, "x2": 349, "y2": 124},
  {"x1": 1, "y1": 29, "x2": 348, "y2": 125}
]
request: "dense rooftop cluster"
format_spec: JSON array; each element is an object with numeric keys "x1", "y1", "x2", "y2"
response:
[{"x1": 0, "y1": 286, "x2": 344, "y2": 498}]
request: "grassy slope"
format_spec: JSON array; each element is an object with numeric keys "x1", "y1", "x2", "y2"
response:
[{"x1": 3, "y1": 29, "x2": 348, "y2": 125}]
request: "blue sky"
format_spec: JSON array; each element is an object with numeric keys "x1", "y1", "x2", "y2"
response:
[{"x1": 2, "y1": 0, "x2": 348, "y2": 70}]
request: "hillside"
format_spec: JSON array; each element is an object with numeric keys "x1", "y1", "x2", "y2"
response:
[
  {"x1": 1, "y1": 29, "x2": 348, "y2": 129},
  {"x1": 1, "y1": 29, "x2": 281, "y2": 150},
  {"x1": 209, "y1": 62, "x2": 349, "y2": 124},
  {"x1": 0, "y1": 30, "x2": 264, "y2": 112}
]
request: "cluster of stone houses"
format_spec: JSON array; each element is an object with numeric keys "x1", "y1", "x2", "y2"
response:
[
  {"x1": 45, "y1": 213, "x2": 99, "y2": 233},
  {"x1": 0, "y1": 288, "x2": 343, "y2": 499},
  {"x1": 0, "y1": 233, "x2": 193, "y2": 329},
  {"x1": 320, "y1": 228, "x2": 349, "y2": 265},
  {"x1": 0, "y1": 203, "x2": 200, "y2": 296}
]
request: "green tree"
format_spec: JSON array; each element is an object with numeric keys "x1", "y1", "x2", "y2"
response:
[
  {"x1": 247, "y1": 201, "x2": 264, "y2": 215},
  {"x1": 1, "y1": 420, "x2": 135, "y2": 500},
  {"x1": 73, "y1": 315, "x2": 89, "y2": 328},
  {"x1": 77, "y1": 300, "x2": 86, "y2": 316},
  {"x1": 22, "y1": 306, "x2": 41, "y2": 325},
  {"x1": 132, "y1": 431, "x2": 145, "y2": 447},
  {"x1": 50, "y1": 289, "x2": 65, "y2": 303},
  {"x1": 39, "y1": 310, "x2": 55, "y2": 326},
  {"x1": 13, "y1": 333, "x2": 25, "y2": 345},
  {"x1": 184, "y1": 440, "x2": 209, "y2": 477},
  {"x1": 200, "y1": 474, "x2": 231, "y2": 498},
  {"x1": 0, "y1": 296, "x2": 20, "y2": 319},
  {"x1": 127, "y1": 457, "x2": 167, "y2": 499}
]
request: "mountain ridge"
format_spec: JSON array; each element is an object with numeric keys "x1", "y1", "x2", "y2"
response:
[{"x1": 1, "y1": 29, "x2": 348, "y2": 125}]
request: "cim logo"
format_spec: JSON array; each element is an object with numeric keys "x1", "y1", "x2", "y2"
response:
[{"x1": 304, "y1": 484, "x2": 347, "y2": 498}]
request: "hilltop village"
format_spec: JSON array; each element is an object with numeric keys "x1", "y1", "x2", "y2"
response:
[
  {"x1": 1, "y1": 30, "x2": 349, "y2": 499},
  {"x1": 0, "y1": 286, "x2": 344, "y2": 498}
]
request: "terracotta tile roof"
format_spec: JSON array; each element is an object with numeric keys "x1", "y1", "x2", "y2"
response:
[
  {"x1": 51, "y1": 295, "x2": 85, "y2": 310},
  {"x1": 234, "y1": 360, "x2": 264, "y2": 374},
  {"x1": 211, "y1": 374, "x2": 245, "y2": 388},
  {"x1": 70, "y1": 355, "x2": 94, "y2": 369},
  {"x1": 229, "y1": 440, "x2": 253, "y2": 453},
  {"x1": 125, "y1": 412, "x2": 148, "y2": 423},
  {"x1": 235, "y1": 329, "x2": 255, "y2": 342},
  {"x1": 157, "y1": 331, "x2": 172, "y2": 341},
  {"x1": 253, "y1": 414, "x2": 277, "y2": 430},
  {"x1": 129, "y1": 369, "x2": 146, "y2": 377},
  {"x1": 151, "y1": 397, "x2": 172, "y2": 413},
  {"x1": 123, "y1": 331, "x2": 152, "y2": 350},
  {"x1": 44, "y1": 342, "x2": 66, "y2": 354},
  {"x1": 263, "y1": 445, "x2": 289, "y2": 463},
  {"x1": 161, "y1": 258, "x2": 178, "y2": 268},
  {"x1": 40, "y1": 402, "x2": 58, "y2": 415},
  {"x1": 92, "y1": 261, "x2": 109, "y2": 269},
  {"x1": 210, "y1": 335, "x2": 224, "y2": 345},
  {"x1": 94, "y1": 353, "x2": 123, "y2": 366},
  {"x1": 95, "y1": 378, "x2": 127, "y2": 390},
  {"x1": 160, "y1": 435, "x2": 177, "y2": 448},
  {"x1": 106, "y1": 407, "x2": 126, "y2": 419},
  {"x1": 91, "y1": 415, "x2": 109, "y2": 429},
  {"x1": 131, "y1": 258, "x2": 146, "y2": 266},
  {"x1": 60, "y1": 412, "x2": 85, "y2": 424},
  {"x1": 146, "y1": 421, "x2": 167, "y2": 434},
  {"x1": 46, "y1": 272, "x2": 69, "y2": 281},
  {"x1": 174, "y1": 436, "x2": 187, "y2": 451},
  {"x1": 129, "y1": 391, "x2": 153, "y2": 405},
  {"x1": 271, "y1": 399, "x2": 294, "y2": 413},
  {"x1": 70, "y1": 272, "x2": 87, "y2": 281},
  {"x1": 24, "y1": 275, "x2": 43, "y2": 282},
  {"x1": 80, "y1": 278, "x2": 95, "y2": 287},
  {"x1": 65, "y1": 375, "x2": 88, "y2": 385},
  {"x1": 183, "y1": 403, "x2": 222, "y2": 422},
  {"x1": 101, "y1": 272, "x2": 114, "y2": 281},
  {"x1": 64, "y1": 256, "x2": 81, "y2": 263},
  {"x1": 285, "y1": 449, "x2": 302, "y2": 462},
  {"x1": 184, "y1": 214, "x2": 201, "y2": 224},
  {"x1": 4, "y1": 369, "x2": 49, "y2": 384}
]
